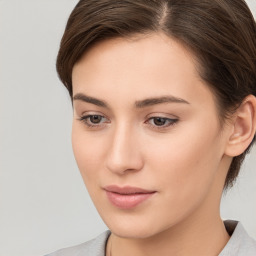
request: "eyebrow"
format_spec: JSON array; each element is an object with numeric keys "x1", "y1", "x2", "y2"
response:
[
  {"x1": 135, "y1": 96, "x2": 190, "y2": 108},
  {"x1": 73, "y1": 93, "x2": 190, "y2": 108},
  {"x1": 73, "y1": 93, "x2": 109, "y2": 108}
]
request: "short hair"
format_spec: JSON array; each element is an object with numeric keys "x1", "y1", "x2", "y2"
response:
[{"x1": 56, "y1": 0, "x2": 256, "y2": 190}]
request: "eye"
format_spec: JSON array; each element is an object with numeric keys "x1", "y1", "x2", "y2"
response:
[
  {"x1": 152, "y1": 117, "x2": 168, "y2": 126},
  {"x1": 79, "y1": 114, "x2": 109, "y2": 128},
  {"x1": 88, "y1": 115, "x2": 103, "y2": 124},
  {"x1": 147, "y1": 117, "x2": 178, "y2": 129}
]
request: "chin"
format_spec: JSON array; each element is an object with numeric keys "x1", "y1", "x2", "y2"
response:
[
  {"x1": 101, "y1": 212, "x2": 169, "y2": 239},
  {"x1": 111, "y1": 224, "x2": 159, "y2": 239}
]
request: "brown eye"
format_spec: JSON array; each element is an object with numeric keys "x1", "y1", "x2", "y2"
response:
[
  {"x1": 153, "y1": 117, "x2": 168, "y2": 126},
  {"x1": 79, "y1": 114, "x2": 109, "y2": 128},
  {"x1": 147, "y1": 116, "x2": 178, "y2": 130},
  {"x1": 89, "y1": 115, "x2": 102, "y2": 124}
]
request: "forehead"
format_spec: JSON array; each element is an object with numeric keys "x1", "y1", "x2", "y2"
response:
[
  {"x1": 72, "y1": 32, "x2": 216, "y2": 112},
  {"x1": 75, "y1": 33, "x2": 198, "y2": 73}
]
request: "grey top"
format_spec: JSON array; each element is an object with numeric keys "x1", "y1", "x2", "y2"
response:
[
  {"x1": 219, "y1": 220, "x2": 256, "y2": 256},
  {"x1": 46, "y1": 220, "x2": 256, "y2": 256}
]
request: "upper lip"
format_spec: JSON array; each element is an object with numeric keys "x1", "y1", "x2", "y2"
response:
[{"x1": 104, "y1": 185, "x2": 156, "y2": 195}]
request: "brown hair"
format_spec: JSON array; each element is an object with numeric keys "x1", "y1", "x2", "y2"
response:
[{"x1": 56, "y1": 0, "x2": 256, "y2": 189}]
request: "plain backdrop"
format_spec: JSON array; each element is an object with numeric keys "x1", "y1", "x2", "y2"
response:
[{"x1": 0, "y1": 1, "x2": 256, "y2": 255}]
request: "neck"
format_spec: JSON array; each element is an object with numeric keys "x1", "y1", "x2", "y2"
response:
[{"x1": 107, "y1": 214, "x2": 229, "y2": 256}]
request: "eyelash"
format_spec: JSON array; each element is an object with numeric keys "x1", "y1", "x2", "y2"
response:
[
  {"x1": 78, "y1": 115, "x2": 178, "y2": 130},
  {"x1": 79, "y1": 115, "x2": 109, "y2": 128},
  {"x1": 146, "y1": 117, "x2": 178, "y2": 130}
]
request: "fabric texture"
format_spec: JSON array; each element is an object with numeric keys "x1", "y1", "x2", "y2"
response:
[
  {"x1": 45, "y1": 220, "x2": 256, "y2": 256},
  {"x1": 219, "y1": 220, "x2": 256, "y2": 256},
  {"x1": 45, "y1": 231, "x2": 111, "y2": 256}
]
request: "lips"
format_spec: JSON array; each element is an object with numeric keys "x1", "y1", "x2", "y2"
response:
[{"x1": 104, "y1": 185, "x2": 156, "y2": 209}]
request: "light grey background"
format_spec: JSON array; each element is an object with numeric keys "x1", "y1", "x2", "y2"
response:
[{"x1": 0, "y1": 1, "x2": 255, "y2": 255}]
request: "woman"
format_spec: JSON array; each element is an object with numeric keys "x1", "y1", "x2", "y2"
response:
[{"x1": 47, "y1": 0, "x2": 256, "y2": 255}]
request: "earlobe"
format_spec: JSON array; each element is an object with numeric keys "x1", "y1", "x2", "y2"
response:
[{"x1": 225, "y1": 95, "x2": 256, "y2": 157}]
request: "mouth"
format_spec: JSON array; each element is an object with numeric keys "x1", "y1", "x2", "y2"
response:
[{"x1": 104, "y1": 185, "x2": 156, "y2": 209}]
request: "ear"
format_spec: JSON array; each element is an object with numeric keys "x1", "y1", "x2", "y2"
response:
[{"x1": 225, "y1": 95, "x2": 256, "y2": 157}]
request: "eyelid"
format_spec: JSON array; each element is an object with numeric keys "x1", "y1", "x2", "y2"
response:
[
  {"x1": 147, "y1": 117, "x2": 178, "y2": 124},
  {"x1": 80, "y1": 110, "x2": 105, "y2": 116},
  {"x1": 78, "y1": 112, "x2": 110, "y2": 129},
  {"x1": 146, "y1": 112, "x2": 179, "y2": 119},
  {"x1": 145, "y1": 115, "x2": 179, "y2": 130},
  {"x1": 77, "y1": 111, "x2": 179, "y2": 131},
  {"x1": 79, "y1": 110, "x2": 110, "y2": 121}
]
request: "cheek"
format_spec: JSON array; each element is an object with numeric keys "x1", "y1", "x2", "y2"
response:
[
  {"x1": 145, "y1": 122, "x2": 222, "y2": 204},
  {"x1": 71, "y1": 123, "x2": 107, "y2": 185}
]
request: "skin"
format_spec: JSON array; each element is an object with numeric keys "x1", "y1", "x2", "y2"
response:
[{"x1": 71, "y1": 33, "x2": 256, "y2": 256}]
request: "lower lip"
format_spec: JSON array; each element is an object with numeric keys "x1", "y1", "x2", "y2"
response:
[{"x1": 105, "y1": 191, "x2": 155, "y2": 209}]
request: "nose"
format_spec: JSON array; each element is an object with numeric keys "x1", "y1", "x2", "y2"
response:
[{"x1": 106, "y1": 123, "x2": 144, "y2": 175}]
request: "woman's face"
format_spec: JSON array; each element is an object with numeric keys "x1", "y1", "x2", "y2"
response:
[{"x1": 72, "y1": 33, "x2": 231, "y2": 238}]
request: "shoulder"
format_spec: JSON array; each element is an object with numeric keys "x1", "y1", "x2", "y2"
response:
[
  {"x1": 220, "y1": 220, "x2": 256, "y2": 256},
  {"x1": 45, "y1": 230, "x2": 111, "y2": 256}
]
